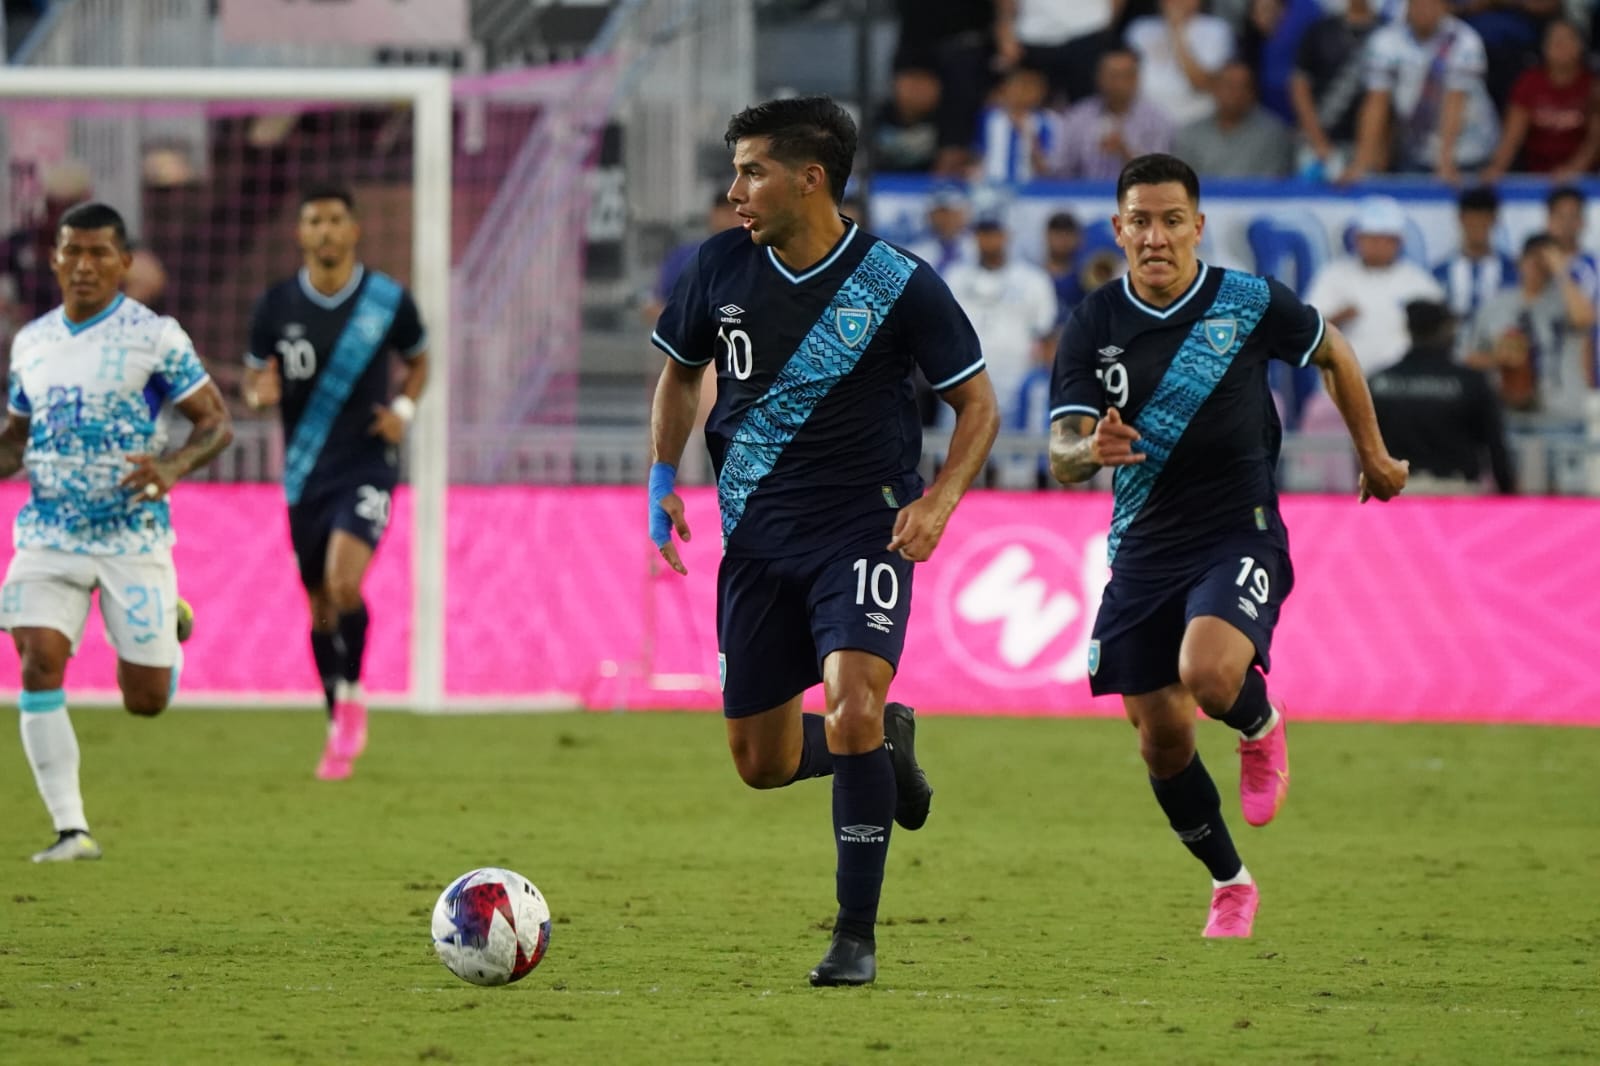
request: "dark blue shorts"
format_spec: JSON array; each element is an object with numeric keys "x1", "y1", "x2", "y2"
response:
[
  {"x1": 287, "y1": 482, "x2": 395, "y2": 590},
  {"x1": 717, "y1": 542, "x2": 915, "y2": 718},
  {"x1": 1088, "y1": 538, "x2": 1294, "y2": 697}
]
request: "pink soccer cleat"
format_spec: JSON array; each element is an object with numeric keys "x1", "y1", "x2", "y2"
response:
[
  {"x1": 331, "y1": 683, "x2": 368, "y2": 761},
  {"x1": 1238, "y1": 707, "x2": 1289, "y2": 827},
  {"x1": 1204, "y1": 882, "x2": 1259, "y2": 938},
  {"x1": 316, "y1": 727, "x2": 351, "y2": 781}
]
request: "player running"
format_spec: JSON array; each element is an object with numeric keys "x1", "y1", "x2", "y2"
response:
[
  {"x1": 2, "y1": 202, "x2": 233, "y2": 862},
  {"x1": 243, "y1": 185, "x2": 429, "y2": 781},
  {"x1": 648, "y1": 96, "x2": 999, "y2": 985},
  {"x1": 1049, "y1": 154, "x2": 1408, "y2": 937}
]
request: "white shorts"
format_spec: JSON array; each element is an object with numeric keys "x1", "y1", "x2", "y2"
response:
[{"x1": 0, "y1": 548, "x2": 181, "y2": 667}]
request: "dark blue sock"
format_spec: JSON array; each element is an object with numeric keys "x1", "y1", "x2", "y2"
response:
[
  {"x1": 310, "y1": 629, "x2": 341, "y2": 718},
  {"x1": 1149, "y1": 754, "x2": 1243, "y2": 881},
  {"x1": 336, "y1": 603, "x2": 369, "y2": 685},
  {"x1": 784, "y1": 713, "x2": 834, "y2": 785},
  {"x1": 832, "y1": 746, "x2": 895, "y2": 941},
  {"x1": 1213, "y1": 667, "x2": 1272, "y2": 736}
]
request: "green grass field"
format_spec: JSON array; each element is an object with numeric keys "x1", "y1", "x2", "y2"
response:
[{"x1": 1, "y1": 709, "x2": 1596, "y2": 1065}]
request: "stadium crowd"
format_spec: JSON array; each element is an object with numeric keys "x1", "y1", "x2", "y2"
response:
[{"x1": 867, "y1": 0, "x2": 1600, "y2": 494}]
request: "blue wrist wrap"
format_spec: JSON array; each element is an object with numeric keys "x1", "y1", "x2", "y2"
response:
[{"x1": 648, "y1": 462, "x2": 677, "y2": 548}]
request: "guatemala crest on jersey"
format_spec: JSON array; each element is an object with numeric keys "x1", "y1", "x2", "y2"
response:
[
  {"x1": 836, "y1": 308, "x2": 871, "y2": 348},
  {"x1": 1203, "y1": 318, "x2": 1237, "y2": 354}
]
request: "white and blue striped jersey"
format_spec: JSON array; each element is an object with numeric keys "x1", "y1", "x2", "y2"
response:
[{"x1": 6, "y1": 295, "x2": 210, "y2": 555}]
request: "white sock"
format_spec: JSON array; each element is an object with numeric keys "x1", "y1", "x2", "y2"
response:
[
  {"x1": 1213, "y1": 866, "x2": 1254, "y2": 889},
  {"x1": 19, "y1": 694, "x2": 88, "y2": 834},
  {"x1": 168, "y1": 644, "x2": 184, "y2": 703},
  {"x1": 1244, "y1": 705, "x2": 1281, "y2": 743}
]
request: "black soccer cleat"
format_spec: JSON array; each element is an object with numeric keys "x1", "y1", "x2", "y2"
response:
[
  {"x1": 808, "y1": 931, "x2": 876, "y2": 987},
  {"x1": 883, "y1": 701, "x2": 933, "y2": 831}
]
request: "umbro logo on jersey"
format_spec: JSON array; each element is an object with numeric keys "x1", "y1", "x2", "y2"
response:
[
  {"x1": 718, "y1": 304, "x2": 744, "y2": 323},
  {"x1": 1097, "y1": 345, "x2": 1124, "y2": 362}
]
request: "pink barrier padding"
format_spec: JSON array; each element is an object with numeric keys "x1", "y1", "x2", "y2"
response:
[{"x1": 0, "y1": 484, "x2": 1596, "y2": 724}]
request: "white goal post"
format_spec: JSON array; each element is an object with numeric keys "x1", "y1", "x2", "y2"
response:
[{"x1": 0, "y1": 68, "x2": 453, "y2": 711}]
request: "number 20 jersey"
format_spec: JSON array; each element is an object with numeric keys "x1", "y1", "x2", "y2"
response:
[
  {"x1": 1049, "y1": 264, "x2": 1325, "y2": 574},
  {"x1": 652, "y1": 222, "x2": 986, "y2": 558}
]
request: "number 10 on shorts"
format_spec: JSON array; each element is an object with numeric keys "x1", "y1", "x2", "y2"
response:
[{"x1": 853, "y1": 558, "x2": 900, "y2": 609}]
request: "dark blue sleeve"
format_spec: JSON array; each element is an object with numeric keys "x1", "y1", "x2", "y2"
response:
[
  {"x1": 650, "y1": 243, "x2": 715, "y2": 367},
  {"x1": 897, "y1": 263, "x2": 985, "y2": 391},
  {"x1": 1049, "y1": 300, "x2": 1104, "y2": 422},
  {"x1": 1263, "y1": 276, "x2": 1325, "y2": 367},
  {"x1": 244, "y1": 291, "x2": 275, "y2": 370},
  {"x1": 390, "y1": 289, "x2": 428, "y2": 359}
]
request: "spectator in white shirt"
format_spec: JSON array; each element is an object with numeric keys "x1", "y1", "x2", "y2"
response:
[
  {"x1": 943, "y1": 215, "x2": 1059, "y2": 438},
  {"x1": 1343, "y1": 0, "x2": 1499, "y2": 182},
  {"x1": 1306, "y1": 195, "x2": 1445, "y2": 377},
  {"x1": 1125, "y1": 0, "x2": 1237, "y2": 127}
]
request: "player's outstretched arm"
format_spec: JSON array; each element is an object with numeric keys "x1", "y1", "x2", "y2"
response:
[
  {"x1": 121, "y1": 381, "x2": 235, "y2": 501},
  {"x1": 1308, "y1": 322, "x2": 1408, "y2": 503},
  {"x1": 1049, "y1": 407, "x2": 1145, "y2": 485},
  {"x1": 0, "y1": 412, "x2": 29, "y2": 479},
  {"x1": 647, "y1": 358, "x2": 706, "y2": 575},
  {"x1": 888, "y1": 371, "x2": 999, "y2": 563}
]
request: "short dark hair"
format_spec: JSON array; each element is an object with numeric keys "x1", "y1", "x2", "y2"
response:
[
  {"x1": 1117, "y1": 153, "x2": 1201, "y2": 208},
  {"x1": 1404, "y1": 299, "x2": 1455, "y2": 345},
  {"x1": 724, "y1": 96, "x2": 857, "y2": 204},
  {"x1": 1458, "y1": 185, "x2": 1499, "y2": 213},
  {"x1": 1546, "y1": 185, "x2": 1585, "y2": 211},
  {"x1": 300, "y1": 184, "x2": 356, "y2": 212},
  {"x1": 57, "y1": 201, "x2": 128, "y2": 248},
  {"x1": 1047, "y1": 211, "x2": 1079, "y2": 232},
  {"x1": 1522, "y1": 231, "x2": 1558, "y2": 257}
]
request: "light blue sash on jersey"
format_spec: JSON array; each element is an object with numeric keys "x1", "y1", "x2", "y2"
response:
[
  {"x1": 1107, "y1": 270, "x2": 1270, "y2": 564},
  {"x1": 718, "y1": 240, "x2": 917, "y2": 543},
  {"x1": 283, "y1": 271, "x2": 403, "y2": 505}
]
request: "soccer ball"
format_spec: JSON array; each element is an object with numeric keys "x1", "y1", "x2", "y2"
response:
[{"x1": 430, "y1": 868, "x2": 552, "y2": 986}]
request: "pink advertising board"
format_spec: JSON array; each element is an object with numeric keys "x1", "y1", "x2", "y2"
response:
[{"x1": 0, "y1": 484, "x2": 1595, "y2": 725}]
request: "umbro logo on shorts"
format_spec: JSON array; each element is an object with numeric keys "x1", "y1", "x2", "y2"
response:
[
  {"x1": 718, "y1": 304, "x2": 744, "y2": 323},
  {"x1": 1097, "y1": 345, "x2": 1124, "y2": 362},
  {"x1": 865, "y1": 612, "x2": 894, "y2": 634}
]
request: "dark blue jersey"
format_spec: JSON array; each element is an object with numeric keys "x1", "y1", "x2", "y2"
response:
[
  {"x1": 1050, "y1": 264, "x2": 1324, "y2": 573},
  {"x1": 246, "y1": 265, "x2": 427, "y2": 504},
  {"x1": 652, "y1": 222, "x2": 985, "y2": 558}
]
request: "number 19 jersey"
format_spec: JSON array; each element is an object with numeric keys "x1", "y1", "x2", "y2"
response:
[
  {"x1": 652, "y1": 222, "x2": 985, "y2": 558},
  {"x1": 1050, "y1": 264, "x2": 1324, "y2": 574}
]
